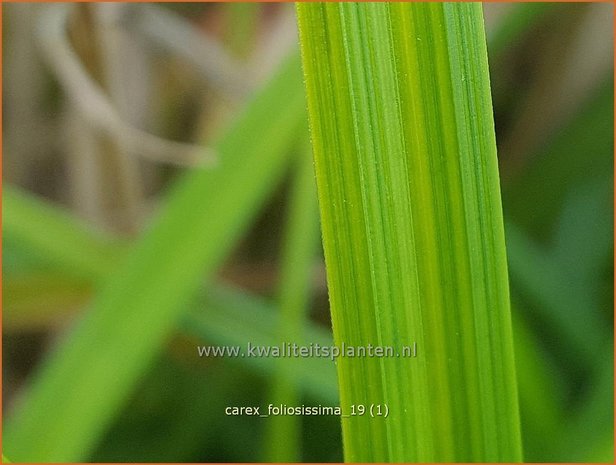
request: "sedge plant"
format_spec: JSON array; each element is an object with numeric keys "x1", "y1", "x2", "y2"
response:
[
  {"x1": 3, "y1": 2, "x2": 612, "y2": 463},
  {"x1": 297, "y1": 3, "x2": 522, "y2": 462}
]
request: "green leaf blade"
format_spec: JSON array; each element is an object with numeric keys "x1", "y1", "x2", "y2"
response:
[
  {"x1": 3, "y1": 53, "x2": 306, "y2": 463},
  {"x1": 262, "y1": 146, "x2": 321, "y2": 462},
  {"x1": 297, "y1": 3, "x2": 522, "y2": 462}
]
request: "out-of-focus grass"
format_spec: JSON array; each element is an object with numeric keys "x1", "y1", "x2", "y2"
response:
[
  {"x1": 503, "y1": 79, "x2": 614, "y2": 241},
  {"x1": 3, "y1": 187, "x2": 124, "y2": 281},
  {"x1": 262, "y1": 145, "x2": 320, "y2": 462},
  {"x1": 506, "y1": 222, "x2": 606, "y2": 368},
  {"x1": 3, "y1": 184, "x2": 339, "y2": 403},
  {"x1": 3, "y1": 52, "x2": 306, "y2": 463},
  {"x1": 2, "y1": 3, "x2": 613, "y2": 463}
]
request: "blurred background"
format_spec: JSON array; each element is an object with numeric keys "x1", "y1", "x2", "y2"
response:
[{"x1": 2, "y1": 3, "x2": 613, "y2": 463}]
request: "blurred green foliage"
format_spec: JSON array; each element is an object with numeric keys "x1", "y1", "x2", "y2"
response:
[{"x1": 2, "y1": 3, "x2": 613, "y2": 463}]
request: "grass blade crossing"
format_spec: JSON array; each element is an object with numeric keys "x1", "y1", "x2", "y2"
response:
[{"x1": 3, "y1": 53, "x2": 305, "y2": 463}]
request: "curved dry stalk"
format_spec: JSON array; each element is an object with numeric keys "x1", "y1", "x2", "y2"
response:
[{"x1": 37, "y1": 3, "x2": 216, "y2": 167}]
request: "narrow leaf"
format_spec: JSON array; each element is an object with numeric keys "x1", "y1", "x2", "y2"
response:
[
  {"x1": 3, "y1": 187, "x2": 123, "y2": 281},
  {"x1": 2, "y1": 183, "x2": 338, "y2": 403},
  {"x1": 263, "y1": 146, "x2": 321, "y2": 462},
  {"x1": 3, "y1": 53, "x2": 305, "y2": 462},
  {"x1": 297, "y1": 3, "x2": 522, "y2": 462}
]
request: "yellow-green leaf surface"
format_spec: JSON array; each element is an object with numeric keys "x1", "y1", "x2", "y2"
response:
[{"x1": 297, "y1": 3, "x2": 522, "y2": 462}]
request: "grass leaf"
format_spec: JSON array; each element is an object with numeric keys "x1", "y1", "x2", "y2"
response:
[
  {"x1": 3, "y1": 187, "x2": 123, "y2": 281},
  {"x1": 186, "y1": 284, "x2": 338, "y2": 404},
  {"x1": 297, "y1": 3, "x2": 522, "y2": 461},
  {"x1": 3, "y1": 52, "x2": 305, "y2": 462},
  {"x1": 3, "y1": 183, "x2": 338, "y2": 403},
  {"x1": 262, "y1": 145, "x2": 321, "y2": 462},
  {"x1": 9, "y1": 176, "x2": 609, "y2": 462}
]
